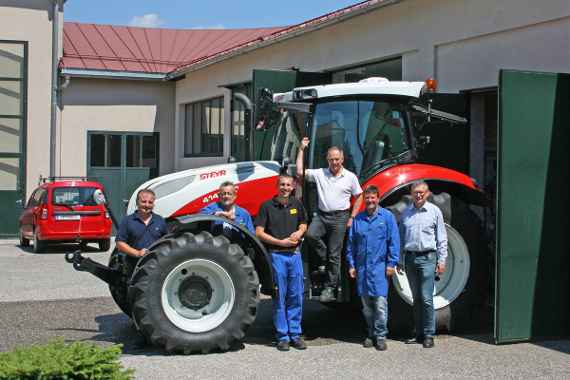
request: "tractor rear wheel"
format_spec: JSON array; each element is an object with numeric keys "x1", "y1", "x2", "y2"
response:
[{"x1": 129, "y1": 231, "x2": 259, "y2": 354}]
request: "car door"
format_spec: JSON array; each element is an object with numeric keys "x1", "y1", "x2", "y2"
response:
[{"x1": 19, "y1": 189, "x2": 40, "y2": 238}]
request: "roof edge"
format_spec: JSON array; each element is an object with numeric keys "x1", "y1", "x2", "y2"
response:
[
  {"x1": 61, "y1": 68, "x2": 167, "y2": 81},
  {"x1": 167, "y1": 0, "x2": 401, "y2": 79}
]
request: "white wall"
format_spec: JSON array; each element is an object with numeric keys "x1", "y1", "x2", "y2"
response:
[
  {"x1": 60, "y1": 78, "x2": 175, "y2": 176},
  {"x1": 174, "y1": 0, "x2": 570, "y2": 170}
]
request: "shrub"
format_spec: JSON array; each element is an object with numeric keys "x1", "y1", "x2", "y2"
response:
[{"x1": 0, "y1": 338, "x2": 134, "y2": 380}]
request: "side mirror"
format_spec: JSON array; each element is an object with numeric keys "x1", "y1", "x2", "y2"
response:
[
  {"x1": 255, "y1": 88, "x2": 280, "y2": 130},
  {"x1": 93, "y1": 189, "x2": 107, "y2": 205}
]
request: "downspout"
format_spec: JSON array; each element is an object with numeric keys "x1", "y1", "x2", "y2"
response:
[{"x1": 50, "y1": 0, "x2": 63, "y2": 176}]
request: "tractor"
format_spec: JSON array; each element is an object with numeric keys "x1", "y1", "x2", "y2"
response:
[{"x1": 66, "y1": 76, "x2": 488, "y2": 353}]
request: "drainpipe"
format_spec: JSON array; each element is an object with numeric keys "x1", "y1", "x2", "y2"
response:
[{"x1": 50, "y1": 0, "x2": 63, "y2": 176}]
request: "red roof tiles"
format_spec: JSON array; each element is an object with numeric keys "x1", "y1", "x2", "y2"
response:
[{"x1": 61, "y1": 22, "x2": 285, "y2": 74}]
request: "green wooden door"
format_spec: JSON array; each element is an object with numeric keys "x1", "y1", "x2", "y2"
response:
[
  {"x1": 87, "y1": 133, "x2": 159, "y2": 222},
  {"x1": 495, "y1": 70, "x2": 570, "y2": 343},
  {"x1": 0, "y1": 41, "x2": 27, "y2": 237}
]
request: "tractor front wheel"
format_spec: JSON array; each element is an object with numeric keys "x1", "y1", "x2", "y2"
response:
[{"x1": 129, "y1": 231, "x2": 259, "y2": 354}]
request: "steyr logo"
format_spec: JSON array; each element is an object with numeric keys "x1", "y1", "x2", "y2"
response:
[{"x1": 199, "y1": 170, "x2": 226, "y2": 180}]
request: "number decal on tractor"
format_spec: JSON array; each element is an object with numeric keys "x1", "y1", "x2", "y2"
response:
[{"x1": 200, "y1": 170, "x2": 226, "y2": 180}]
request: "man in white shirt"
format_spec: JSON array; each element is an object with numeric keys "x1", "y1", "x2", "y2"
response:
[{"x1": 296, "y1": 137, "x2": 363, "y2": 302}]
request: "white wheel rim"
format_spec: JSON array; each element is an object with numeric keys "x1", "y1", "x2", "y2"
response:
[
  {"x1": 161, "y1": 258, "x2": 235, "y2": 333},
  {"x1": 392, "y1": 224, "x2": 470, "y2": 310}
]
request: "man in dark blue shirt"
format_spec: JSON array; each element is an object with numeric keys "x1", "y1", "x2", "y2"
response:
[
  {"x1": 200, "y1": 181, "x2": 254, "y2": 239},
  {"x1": 346, "y1": 185, "x2": 399, "y2": 351},
  {"x1": 116, "y1": 189, "x2": 168, "y2": 261}
]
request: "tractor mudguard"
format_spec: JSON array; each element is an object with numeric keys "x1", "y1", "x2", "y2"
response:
[
  {"x1": 159, "y1": 214, "x2": 274, "y2": 295},
  {"x1": 363, "y1": 163, "x2": 488, "y2": 207}
]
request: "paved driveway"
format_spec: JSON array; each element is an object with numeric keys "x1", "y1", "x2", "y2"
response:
[{"x1": 1, "y1": 240, "x2": 568, "y2": 379}]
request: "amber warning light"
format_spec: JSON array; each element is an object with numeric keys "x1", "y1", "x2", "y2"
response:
[{"x1": 425, "y1": 78, "x2": 438, "y2": 92}]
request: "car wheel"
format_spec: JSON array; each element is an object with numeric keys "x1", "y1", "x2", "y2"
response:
[
  {"x1": 19, "y1": 231, "x2": 30, "y2": 248},
  {"x1": 99, "y1": 239, "x2": 111, "y2": 252},
  {"x1": 33, "y1": 230, "x2": 46, "y2": 253}
]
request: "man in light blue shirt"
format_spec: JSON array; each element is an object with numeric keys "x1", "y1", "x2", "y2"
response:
[
  {"x1": 400, "y1": 180, "x2": 448, "y2": 348},
  {"x1": 346, "y1": 185, "x2": 399, "y2": 351},
  {"x1": 200, "y1": 181, "x2": 254, "y2": 239}
]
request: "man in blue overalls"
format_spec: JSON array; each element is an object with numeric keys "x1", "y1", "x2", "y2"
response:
[
  {"x1": 255, "y1": 174, "x2": 308, "y2": 351},
  {"x1": 346, "y1": 185, "x2": 400, "y2": 351},
  {"x1": 200, "y1": 181, "x2": 254, "y2": 237}
]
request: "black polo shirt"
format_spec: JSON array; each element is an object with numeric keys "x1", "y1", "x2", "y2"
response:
[
  {"x1": 255, "y1": 196, "x2": 307, "y2": 251},
  {"x1": 116, "y1": 211, "x2": 168, "y2": 250}
]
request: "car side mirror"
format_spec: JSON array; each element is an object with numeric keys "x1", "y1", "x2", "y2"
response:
[{"x1": 93, "y1": 189, "x2": 107, "y2": 205}]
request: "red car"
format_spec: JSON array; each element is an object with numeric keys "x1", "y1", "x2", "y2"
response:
[{"x1": 19, "y1": 178, "x2": 112, "y2": 253}]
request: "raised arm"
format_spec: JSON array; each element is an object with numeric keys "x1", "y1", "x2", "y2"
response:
[{"x1": 296, "y1": 137, "x2": 310, "y2": 178}]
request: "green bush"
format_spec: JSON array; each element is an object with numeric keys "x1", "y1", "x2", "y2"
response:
[{"x1": 0, "y1": 338, "x2": 134, "y2": 380}]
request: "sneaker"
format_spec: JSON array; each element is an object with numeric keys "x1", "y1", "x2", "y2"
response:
[
  {"x1": 317, "y1": 265, "x2": 326, "y2": 273},
  {"x1": 422, "y1": 337, "x2": 434, "y2": 348},
  {"x1": 291, "y1": 338, "x2": 307, "y2": 350},
  {"x1": 363, "y1": 337, "x2": 374, "y2": 348},
  {"x1": 375, "y1": 339, "x2": 387, "y2": 351},
  {"x1": 319, "y1": 287, "x2": 336, "y2": 302},
  {"x1": 276, "y1": 340, "x2": 290, "y2": 351},
  {"x1": 405, "y1": 337, "x2": 423, "y2": 344}
]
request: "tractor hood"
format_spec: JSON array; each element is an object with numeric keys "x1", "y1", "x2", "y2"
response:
[{"x1": 127, "y1": 161, "x2": 281, "y2": 218}]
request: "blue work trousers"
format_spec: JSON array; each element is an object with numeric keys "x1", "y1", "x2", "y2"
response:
[
  {"x1": 405, "y1": 251, "x2": 437, "y2": 338},
  {"x1": 361, "y1": 295, "x2": 388, "y2": 339},
  {"x1": 271, "y1": 251, "x2": 304, "y2": 343}
]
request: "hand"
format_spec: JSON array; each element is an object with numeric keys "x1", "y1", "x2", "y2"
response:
[
  {"x1": 436, "y1": 263, "x2": 446, "y2": 274},
  {"x1": 289, "y1": 230, "x2": 303, "y2": 243},
  {"x1": 386, "y1": 266, "x2": 396, "y2": 278},
  {"x1": 138, "y1": 248, "x2": 147, "y2": 257},
  {"x1": 300, "y1": 137, "x2": 310, "y2": 150},
  {"x1": 280, "y1": 238, "x2": 298, "y2": 248},
  {"x1": 396, "y1": 265, "x2": 404, "y2": 275},
  {"x1": 348, "y1": 267, "x2": 356, "y2": 279},
  {"x1": 346, "y1": 216, "x2": 354, "y2": 228}
]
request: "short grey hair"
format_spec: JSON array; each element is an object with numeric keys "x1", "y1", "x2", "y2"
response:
[{"x1": 409, "y1": 180, "x2": 429, "y2": 192}]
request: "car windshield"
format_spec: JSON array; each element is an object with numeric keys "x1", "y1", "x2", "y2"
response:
[
  {"x1": 309, "y1": 98, "x2": 411, "y2": 178},
  {"x1": 52, "y1": 187, "x2": 98, "y2": 206}
]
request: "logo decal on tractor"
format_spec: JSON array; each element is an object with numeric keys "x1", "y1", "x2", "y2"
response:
[{"x1": 200, "y1": 170, "x2": 226, "y2": 180}]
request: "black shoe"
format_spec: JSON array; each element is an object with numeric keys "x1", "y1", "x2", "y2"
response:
[
  {"x1": 422, "y1": 337, "x2": 434, "y2": 348},
  {"x1": 363, "y1": 337, "x2": 374, "y2": 348},
  {"x1": 276, "y1": 340, "x2": 290, "y2": 351},
  {"x1": 291, "y1": 338, "x2": 307, "y2": 350},
  {"x1": 375, "y1": 339, "x2": 387, "y2": 351},
  {"x1": 319, "y1": 287, "x2": 336, "y2": 302},
  {"x1": 405, "y1": 337, "x2": 424, "y2": 344}
]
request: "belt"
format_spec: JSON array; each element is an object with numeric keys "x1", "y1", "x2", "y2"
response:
[
  {"x1": 319, "y1": 209, "x2": 350, "y2": 216},
  {"x1": 405, "y1": 250, "x2": 435, "y2": 255},
  {"x1": 271, "y1": 249, "x2": 300, "y2": 254}
]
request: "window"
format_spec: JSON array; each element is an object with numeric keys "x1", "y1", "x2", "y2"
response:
[
  {"x1": 184, "y1": 97, "x2": 224, "y2": 156},
  {"x1": 52, "y1": 187, "x2": 97, "y2": 206},
  {"x1": 332, "y1": 57, "x2": 402, "y2": 83},
  {"x1": 0, "y1": 41, "x2": 26, "y2": 192}
]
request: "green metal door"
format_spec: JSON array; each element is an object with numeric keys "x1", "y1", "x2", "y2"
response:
[
  {"x1": 87, "y1": 132, "x2": 159, "y2": 222},
  {"x1": 0, "y1": 41, "x2": 27, "y2": 237},
  {"x1": 495, "y1": 69, "x2": 570, "y2": 343}
]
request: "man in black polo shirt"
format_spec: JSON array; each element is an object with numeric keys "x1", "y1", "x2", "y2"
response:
[
  {"x1": 116, "y1": 189, "x2": 168, "y2": 271},
  {"x1": 255, "y1": 174, "x2": 308, "y2": 352}
]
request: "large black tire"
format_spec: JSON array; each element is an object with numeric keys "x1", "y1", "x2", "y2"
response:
[
  {"x1": 108, "y1": 248, "x2": 132, "y2": 316},
  {"x1": 99, "y1": 239, "x2": 111, "y2": 252},
  {"x1": 387, "y1": 193, "x2": 490, "y2": 334},
  {"x1": 129, "y1": 231, "x2": 259, "y2": 354}
]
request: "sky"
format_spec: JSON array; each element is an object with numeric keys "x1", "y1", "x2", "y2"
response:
[{"x1": 64, "y1": 0, "x2": 365, "y2": 29}]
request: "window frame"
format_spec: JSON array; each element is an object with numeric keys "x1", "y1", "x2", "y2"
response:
[{"x1": 183, "y1": 96, "x2": 225, "y2": 157}]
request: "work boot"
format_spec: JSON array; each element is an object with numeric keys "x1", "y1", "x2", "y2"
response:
[
  {"x1": 276, "y1": 340, "x2": 290, "y2": 351},
  {"x1": 375, "y1": 339, "x2": 387, "y2": 351},
  {"x1": 363, "y1": 337, "x2": 374, "y2": 348},
  {"x1": 422, "y1": 337, "x2": 434, "y2": 348},
  {"x1": 319, "y1": 287, "x2": 336, "y2": 302},
  {"x1": 291, "y1": 338, "x2": 307, "y2": 350}
]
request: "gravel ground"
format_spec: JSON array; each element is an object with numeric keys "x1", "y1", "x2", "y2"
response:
[{"x1": 1, "y1": 240, "x2": 569, "y2": 380}]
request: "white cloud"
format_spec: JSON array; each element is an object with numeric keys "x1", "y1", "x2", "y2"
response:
[
  {"x1": 129, "y1": 13, "x2": 165, "y2": 28},
  {"x1": 191, "y1": 24, "x2": 226, "y2": 30}
]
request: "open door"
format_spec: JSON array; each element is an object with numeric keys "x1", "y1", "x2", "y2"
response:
[
  {"x1": 252, "y1": 69, "x2": 330, "y2": 160},
  {"x1": 495, "y1": 69, "x2": 570, "y2": 343}
]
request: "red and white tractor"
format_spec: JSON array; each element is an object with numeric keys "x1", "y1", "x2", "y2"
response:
[{"x1": 67, "y1": 76, "x2": 488, "y2": 353}]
